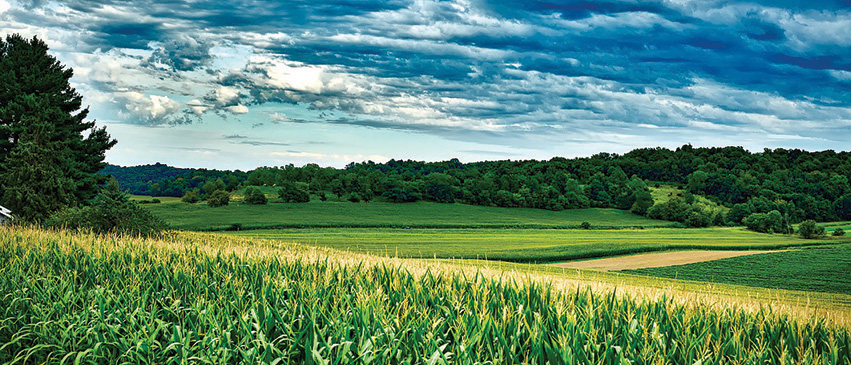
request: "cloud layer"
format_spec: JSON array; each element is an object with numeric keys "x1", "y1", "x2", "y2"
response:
[{"x1": 2, "y1": 0, "x2": 850, "y2": 167}]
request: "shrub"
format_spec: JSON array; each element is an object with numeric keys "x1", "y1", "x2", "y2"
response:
[
  {"x1": 798, "y1": 220, "x2": 825, "y2": 239},
  {"x1": 243, "y1": 187, "x2": 268, "y2": 205},
  {"x1": 45, "y1": 179, "x2": 166, "y2": 236},
  {"x1": 744, "y1": 210, "x2": 786, "y2": 234},
  {"x1": 833, "y1": 227, "x2": 845, "y2": 236},
  {"x1": 278, "y1": 182, "x2": 310, "y2": 203},
  {"x1": 685, "y1": 211, "x2": 711, "y2": 228},
  {"x1": 201, "y1": 178, "x2": 226, "y2": 196},
  {"x1": 347, "y1": 193, "x2": 361, "y2": 203},
  {"x1": 580, "y1": 221, "x2": 591, "y2": 229},
  {"x1": 629, "y1": 191, "x2": 653, "y2": 215},
  {"x1": 151, "y1": 198, "x2": 161, "y2": 204},
  {"x1": 712, "y1": 211, "x2": 726, "y2": 227},
  {"x1": 207, "y1": 190, "x2": 230, "y2": 207},
  {"x1": 182, "y1": 189, "x2": 201, "y2": 204}
]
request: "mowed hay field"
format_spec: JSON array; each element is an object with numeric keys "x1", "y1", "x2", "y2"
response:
[
  {"x1": 1, "y1": 226, "x2": 850, "y2": 364},
  {"x1": 228, "y1": 227, "x2": 844, "y2": 262},
  {"x1": 137, "y1": 198, "x2": 673, "y2": 231},
  {"x1": 626, "y1": 244, "x2": 851, "y2": 295}
]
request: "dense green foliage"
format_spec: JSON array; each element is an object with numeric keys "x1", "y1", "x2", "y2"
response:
[
  {"x1": 243, "y1": 187, "x2": 268, "y2": 205},
  {"x1": 835, "y1": 228, "x2": 846, "y2": 237},
  {"x1": 99, "y1": 162, "x2": 193, "y2": 195},
  {"x1": 181, "y1": 188, "x2": 200, "y2": 203},
  {"x1": 44, "y1": 180, "x2": 166, "y2": 236},
  {"x1": 799, "y1": 220, "x2": 826, "y2": 239},
  {"x1": 277, "y1": 181, "x2": 310, "y2": 203},
  {"x1": 230, "y1": 227, "x2": 836, "y2": 263},
  {"x1": 744, "y1": 211, "x2": 789, "y2": 234},
  {"x1": 106, "y1": 145, "x2": 851, "y2": 223},
  {"x1": 0, "y1": 34, "x2": 115, "y2": 221},
  {"x1": 100, "y1": 162, "x2": 246, "y2": 197},
  {"x1": 207, "y1": 190, "x2": 230, "y2": 207},
  {"x1": 626, "y1": 245, "x2": 851, "y2": 295},
  {"x1": 2, "y1": 229, "x2": 848, "y2": 364}
]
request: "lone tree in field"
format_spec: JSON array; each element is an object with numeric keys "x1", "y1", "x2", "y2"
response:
[
  {"x1": 0, "y1": 34, "x2": 116, "y2": 221},
  {"x1": 798, "y1": 220, "x2": 826, "y2": 239}
]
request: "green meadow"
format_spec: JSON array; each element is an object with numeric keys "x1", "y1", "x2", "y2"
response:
[
  {"x1": 137, "y1": 197, "x2": 673, "y2": 231},
  {"x1": 227, "y1": 227, "x2": 844, "y2": 262},
  {"x1": 626, "y1": 244, "x2": 851, "y2": 295}
]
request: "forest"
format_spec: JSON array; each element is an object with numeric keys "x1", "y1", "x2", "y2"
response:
[{"x1": 102, "y1": 145, "x2": 851, "y2": 227}]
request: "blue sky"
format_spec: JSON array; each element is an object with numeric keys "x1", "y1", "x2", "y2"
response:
[{"x1": 2, "y1": 0, "x2": 850, "y2": 169}]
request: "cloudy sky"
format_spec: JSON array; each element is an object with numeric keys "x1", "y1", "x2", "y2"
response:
[{"x1": 2, "y1": 0, "x2": 850, "y2": 169}]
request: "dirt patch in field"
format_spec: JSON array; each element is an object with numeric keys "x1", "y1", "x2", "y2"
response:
[{"x1": 548, "y1": 250, "x2": 782, "y2": 271}]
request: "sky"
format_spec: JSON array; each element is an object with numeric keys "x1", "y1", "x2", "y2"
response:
[{"x1": 2, "y1": 0, "x2": 850, "y2": 169}]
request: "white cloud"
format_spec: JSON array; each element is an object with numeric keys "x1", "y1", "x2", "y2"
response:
[
  {"x1": 829, "y1": 70, "x2": 851, "y2": 81},
  {"x1": 118, "y1": 92, "x2": 182, "y2": 124},
  {"x1": 227, "y1": 104, "x2": 249, "y2": 114},
  {"x1": 0, "y1": 0, "x2": 10, "y2": 13},
  {"x1": 187, "y1": 99, "x2": 209, "y2": 115},
  {"x1": 327, "y1": 33, "x2": 513, "y2": 60},
  {"x1": 211, "y1": 86, "x2": 241, "y2": 106}
]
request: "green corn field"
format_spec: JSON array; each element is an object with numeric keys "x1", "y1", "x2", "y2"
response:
[{"x1": 1, "y1": 227, "x2": 849, "y2": 364}]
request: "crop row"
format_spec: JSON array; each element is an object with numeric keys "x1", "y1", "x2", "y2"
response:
[{"x1": 1, "y1": 229, "x2": 849, "y2": 364}]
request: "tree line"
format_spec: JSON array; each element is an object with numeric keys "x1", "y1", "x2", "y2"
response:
[{"x1": 103, "y1": 145, "x2": 851, "y2": 229}]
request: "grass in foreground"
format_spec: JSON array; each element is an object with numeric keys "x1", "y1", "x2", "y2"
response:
[
  {"x1": 625, "y1": 244, "x2": 851, "y2": 295},
  {"x1": 229, "y1": 227, "x2": 843, "y2": 262},
  {"x1": 1, "y1": 226, "x2": 849, "y2": 364},
  {"x1": 137, "y1": 197, "x2": 672, "y2": 231}
]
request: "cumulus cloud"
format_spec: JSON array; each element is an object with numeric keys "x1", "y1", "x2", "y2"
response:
[
  {"x1": 117, "y1": 92, "x2": 183, "y2": 124},
  {"x1": 146, "y1": 35, "x2": 212, "y2": 71},
  {"x1": 4, "y1": 0, "x2": 850, "y2": 159}
]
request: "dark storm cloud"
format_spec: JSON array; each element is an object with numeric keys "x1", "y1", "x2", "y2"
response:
[{"x1": 6, "y1": 0, "x2": 851, "y2": 145}]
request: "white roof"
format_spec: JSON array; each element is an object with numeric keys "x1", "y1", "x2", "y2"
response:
[{"x1": 0, "y1": 205, "x2": 12, "y2": 219}]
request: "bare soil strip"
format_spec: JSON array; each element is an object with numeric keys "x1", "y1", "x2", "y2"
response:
[{"x1": 548, "y1": 250, "x2": 781, "y2": 271}]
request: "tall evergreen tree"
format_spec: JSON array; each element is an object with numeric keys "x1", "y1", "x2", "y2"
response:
[{"x1": 0, "y1": 34, "x2": 116, "y2": 221}]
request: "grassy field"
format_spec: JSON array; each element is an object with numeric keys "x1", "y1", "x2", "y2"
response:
[
  {"x1": 228, "y1": 227, "x2": 845, "y2": 262},
  {"x1": 625, "y1": 244, "x2": 851, "y2": 295},
  {"x1": 824, "y1": 221, "x2": 851, "y2": 235},
  {"x1": 138, "y1": 197, "x2": 673, "y2": 231},
  {"x1": 2, "y1": 226, "x2": 849, "y2": 363}
]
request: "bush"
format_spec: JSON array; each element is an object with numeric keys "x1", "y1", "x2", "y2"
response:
[
  {"x1": 278, "y1": 182, "x2": 310, "y2": 203},
  {"x1": 744, "y1": 210, "x2": 787, "y2": 234},
  {"x1": 685, "y1": 211, "x2": 711, "y2": 228},
  {"x1": 629, "y1": 191, "x2": 653, "y2": 215},
  {"x1": 711, "y1": 211, "x2": 726, "y2": 226},
  {"x1": 151, "y1": 198, "x2": 161, "y2": 204},
  {"x1": 384, "y1": 186, "x2": 421, "y2": 203},
  {"x1": 45, "y1": 179, "x2": 166, "y2": 237},
  {"x1": 182, "y1": 189, "x2": 201, "y2": 204},
  {"x1": 347, "y1": 193, "x2": 361, "y2": 203},
  {"x1": 833, "y1": 227, "x2": 846, "y2": 236},
  {"x1": 207, "y1": 190, "x2": 230, "y2": 207},
  {"x1": 243, "y1": 187, "x2": 268, "y2": 205},
  {"x1": 580, "y1": 221, "x2": 591, "y2": 229},
  {"x1": 798, "y1": 220, "x2": 825, "y2": 239}
]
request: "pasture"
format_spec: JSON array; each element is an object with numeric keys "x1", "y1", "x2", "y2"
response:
[
  {"x1": 137, "y1": 197, "x2": 672, "y2": 231},
  {"x1": 227, "y1": 227, "x2": 843, "y2": 262},
  {"x1": 626, "y1": 244, "x2": 851, "y2": 295}
]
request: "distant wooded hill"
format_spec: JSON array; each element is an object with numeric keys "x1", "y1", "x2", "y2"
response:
[{"x1": 100, "y1": 145, "x2": 851, "y2": 224}]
